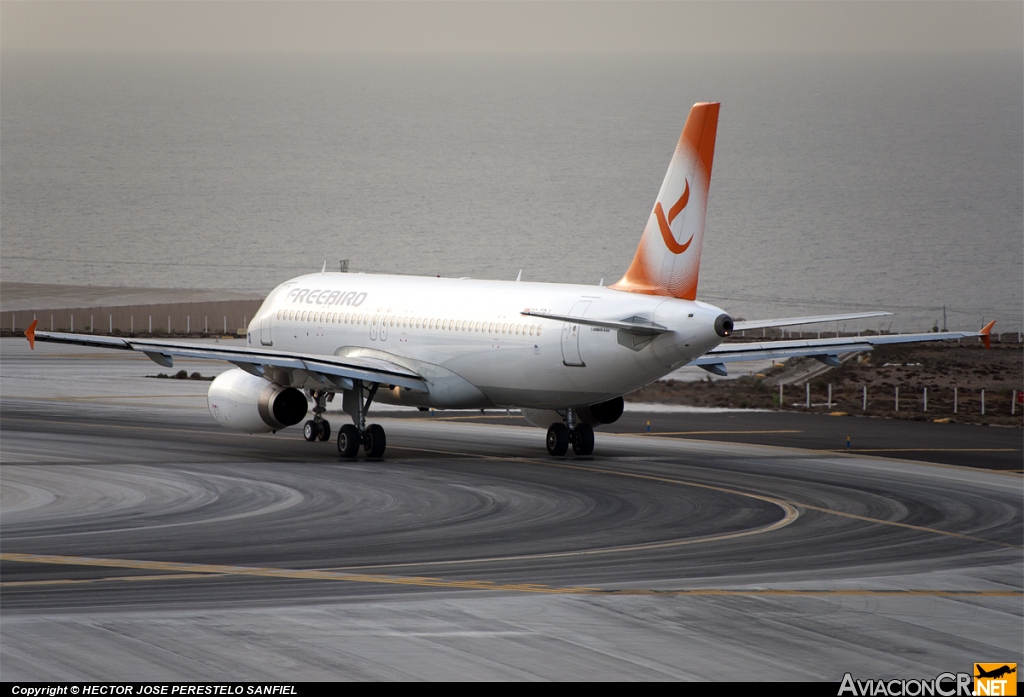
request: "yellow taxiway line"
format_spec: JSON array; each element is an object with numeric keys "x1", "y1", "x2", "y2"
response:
[{"x1": 2, "y1": 554, "x2": 1020, "y2": 597}]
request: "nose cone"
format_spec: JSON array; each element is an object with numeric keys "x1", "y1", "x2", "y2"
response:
[{"x1": 714, "y1": 314, "x2": 734, "y2": 338}]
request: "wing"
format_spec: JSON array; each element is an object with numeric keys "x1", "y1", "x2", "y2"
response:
[
  {"x1": 732, "y1": 311, "x2": 892, "y2": 332},
  {"x1": 689, "y1": 321, "x2": 996, "y2": 375},
  {"x1": 24, "y1": 325, "x2": 427, "y2": 392}
]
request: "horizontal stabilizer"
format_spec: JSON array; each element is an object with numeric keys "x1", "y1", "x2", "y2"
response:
[
  {"x1": 689, "y1": 327, "x2": 992, "y2": 366},
  {"x1": 520, "y1": 310, "x2": 671, "y2": 335},
  {"x1": 733, "y1": 312, "x2": 892, "y2": 332}
]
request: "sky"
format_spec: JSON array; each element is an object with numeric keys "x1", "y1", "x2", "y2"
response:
[{"x1": 2, "y1": 1, "x2": 1021, "y2": 54}]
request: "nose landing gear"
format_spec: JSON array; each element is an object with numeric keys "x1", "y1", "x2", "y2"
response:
[
  {"x1": 303, "y1": 390, "x2": 332, "y2": 442},
  {"x1": 545, "y1": 408, "x2": 595, "y2": 456}
]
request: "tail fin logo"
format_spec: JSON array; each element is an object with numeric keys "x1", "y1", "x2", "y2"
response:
[{"x1": 655, "y1": 179, "x2": 692, "y2": 254}]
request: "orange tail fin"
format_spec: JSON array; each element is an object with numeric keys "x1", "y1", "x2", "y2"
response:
[
  {"x1": 979, "y1": 320, "x2": 996, "y2": 349},
  {"x1": 25, "y1": 319, "x2": 38, "y2": 350},
  {"x1": 611, "y1": 102, "x2": 720, "y2": 300}
]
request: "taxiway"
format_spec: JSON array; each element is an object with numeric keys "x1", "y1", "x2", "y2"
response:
[{"x1": 1, "y1": 339, "x2": 1020, "y2": 680}]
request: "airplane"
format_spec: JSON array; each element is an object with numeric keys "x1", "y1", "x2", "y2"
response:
[
  {"x1": 975, "y1": 665, "x2": 1016, "y2": 680},
  {"x1": 23, "y1": 102, "x2": 996, "y2": 459}
]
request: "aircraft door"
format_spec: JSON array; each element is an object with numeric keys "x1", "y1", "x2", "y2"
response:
[
  {"x1": 260, "y1": 317, "x2": 273, "y2": 346},
  {"x1": 561, "y1": 301, "x2": 591, "y2": 367},
  {"x1": 369, "y1": 313, "x2": 380, "y2": 341}
]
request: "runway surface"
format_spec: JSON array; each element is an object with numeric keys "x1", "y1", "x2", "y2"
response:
[{"x1": 1, "y1": 339, "x2": 1021, "y2": 680}]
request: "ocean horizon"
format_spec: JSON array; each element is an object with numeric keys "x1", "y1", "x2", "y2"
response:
[{"x1": 2, "y1": 50, "x2": 1021, "y2": 332}]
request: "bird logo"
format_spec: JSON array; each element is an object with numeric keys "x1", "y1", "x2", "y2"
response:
[{"x1": 655, "y1": 179, "x2": 693, "y2": 254}]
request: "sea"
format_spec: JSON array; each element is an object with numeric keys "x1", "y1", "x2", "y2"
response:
[{"x1": 2, "y1": 50, "x2": 1021, "y2": 332}]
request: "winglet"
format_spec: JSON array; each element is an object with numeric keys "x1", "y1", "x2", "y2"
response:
[
  {"x1": 979, "y1": 320, "x2": 996, "y2": 350},
  {"x1": 25, "y1": 319, "x2": 38, "y2": 350}
]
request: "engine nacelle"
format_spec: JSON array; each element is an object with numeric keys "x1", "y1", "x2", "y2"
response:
[
  {"x1": 521, "y1": 396, "x2": 625, "y2": 429},
  {"x1": 207, "y1": 368, "x2": 308, "y2": 433},
  {"x1": 576, "y1": 396, "x2": 625, "y2": 426}
]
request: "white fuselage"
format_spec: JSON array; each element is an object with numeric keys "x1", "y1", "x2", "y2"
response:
[{"x1": 246, "y1": 272, "x2": 728, "y2": 410}]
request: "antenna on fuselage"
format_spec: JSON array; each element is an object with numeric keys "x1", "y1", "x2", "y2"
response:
[
  {"x1": 321, "y1": 260, "x2": 327, "y2": 274},
  {"x1": 599, "y1": 278, "x2": 604, "y2": 286},
  {"x1": 516, "y1": 269, "x2": 522, "y2": 282}
]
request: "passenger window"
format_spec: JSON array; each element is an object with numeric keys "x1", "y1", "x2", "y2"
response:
[
  {"x1": 442, "y1": 319, "x2": 448, "y2": 330},
  {"x1": 530, "y1": 325, "x2": 535, "y2": 336},
  {"x1": 537, "y1": 326, "x2": 543, "y2": 336}
]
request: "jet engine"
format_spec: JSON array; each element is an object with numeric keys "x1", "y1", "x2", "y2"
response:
[
  {"x1": 207, "y1": 368, "x2": 308, "y2": 433},
  {"x1": 522, "y1": 396, "x2": 625, "y2": 429},
  {"x1": 576, "y1": 396, "x2": 625, "y2": 426}
]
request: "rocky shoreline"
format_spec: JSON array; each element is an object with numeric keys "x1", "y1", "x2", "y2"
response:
[{"x1": 627, "y1": 342, "x2": 1023, "y2": 427}]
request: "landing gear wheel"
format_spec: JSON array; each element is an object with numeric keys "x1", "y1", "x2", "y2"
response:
[
  {"x1": 337, "y1": 424, "x2": 360, "y2": 458},
  {"x1": 303, "y1": 420, "x2": 319, "y2": 442},
  {"x1": 572, "y1": 423, "x2": 595, "y2": 456},
  {"x1": 364, "y1": 424, "x2": 387, "y2": 458},
  {"x1": 317, "y1": 420, "x2": 331, "y2": 442},
  {"x1": 546, "y1": 423, "x2": 569, "y2": 456}
]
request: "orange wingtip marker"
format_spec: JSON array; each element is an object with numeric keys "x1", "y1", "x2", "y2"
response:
[
  {"x1": 25, "y1": 319, "x2": 38, "y2": 350},
  {"x1": 979, "y1": 320, "x2": 996, "y2": 350}
]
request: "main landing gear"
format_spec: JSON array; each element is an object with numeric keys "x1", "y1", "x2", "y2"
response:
[
  {"x1": 302, "y1": 390, "x2": 332, "y2": 442},
  {"x1": 337, "y1": 380, "x2": 387, "y2": 459},
  {"x1": 546, "y1": 408, "x2": 594, "y2": 457}
]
